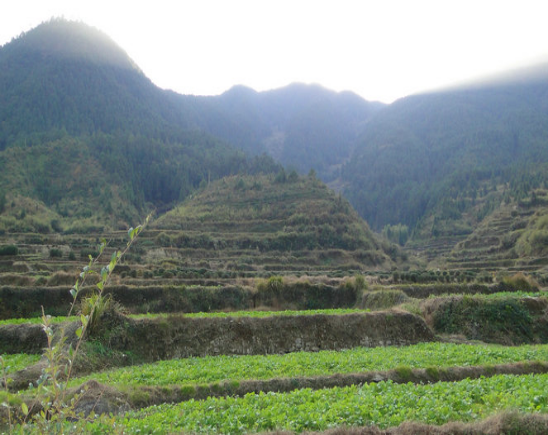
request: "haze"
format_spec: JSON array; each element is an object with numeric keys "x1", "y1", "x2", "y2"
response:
[{"x1": 2, "y1": 0, "x2": 548, "y2": 103}]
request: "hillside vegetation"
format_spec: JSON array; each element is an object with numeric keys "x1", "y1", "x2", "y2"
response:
[
  {"x1": 183, "y1": 84, "x2": 384, "y2": 181},
  {"x1": 439, "y1": 188, "x2": 548, "y2": 273},
  {"x1": 0, "y1": 19, "x2": 281, "y2": 229},
  {"x1": 151, "y1": 173, "x2": 395, "y2": 271},
  {"x1": 342, "y1": 74, "x2": 548, "y2": 244}
]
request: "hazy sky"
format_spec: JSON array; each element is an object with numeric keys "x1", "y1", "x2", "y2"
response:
[{"x1": 2, "y1": 0, "x2": 548, "y2": 103}]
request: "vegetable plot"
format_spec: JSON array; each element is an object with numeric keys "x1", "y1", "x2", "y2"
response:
[
  {"x1": 87, "y1": 373, "x2": 548, "y2": 433},
  {"x1": 70, "y1": 342, "x2": 548, "y2": 387}
]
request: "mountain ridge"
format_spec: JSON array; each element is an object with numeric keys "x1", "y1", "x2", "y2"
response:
[{"x1": 3, "y1": 18, "x2": 548, "y2": 271}]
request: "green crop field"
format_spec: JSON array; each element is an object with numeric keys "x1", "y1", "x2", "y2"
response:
[
  {"x1": 0, "y1": 308, "x2": 368, "y2": 327},
  {"x1": 69, "y1": 342, "x2": 548, "y2": 388},
  {"x1": 84, "y1": 373, "x2": 548, "y2": 433}
]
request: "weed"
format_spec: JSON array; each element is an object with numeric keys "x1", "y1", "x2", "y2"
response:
[
  {"x1": 394, "y1": 366, "x2": 413, "y2": 381},
  {"x1": 4, "y1": 216, "x2": 150, "y2": 431},
  {"x1": 425, "y1": 366, "x2": 440, "y2": 380}
]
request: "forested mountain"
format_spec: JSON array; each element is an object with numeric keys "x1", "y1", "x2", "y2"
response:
[
  {"x1": 0, "y1": 19, "x2": 279, "y2": 231},
  {"x1": 342, "y1": 63, "x2": 548, "y2": 243},
  {"x1": 3, "y1": 17, "x2": 548, "y2": 269},
  {"x1": 0, "y1": 18, "x2": 384, "y2": 234},
  {"x1": 0, "y1": 19, "x2": 187, "y2": 144},
  {"x1": 169, "y1": 83, "x2": 384, "y2": 182}
]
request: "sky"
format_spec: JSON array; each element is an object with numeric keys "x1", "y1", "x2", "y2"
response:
[{"x1": 1, "y1": 0, "x2": 548, "y2": 103}]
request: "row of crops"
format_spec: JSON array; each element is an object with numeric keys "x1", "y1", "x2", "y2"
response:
[
  {"x1": 84, "y1": 373, "x2": 548, "y2": 433},
  {"x1": 3, "y1": 332, "x2": 548, "y2": 433},
  {"x1": 66, "y1": 342, "x2": 548, "y2": 388},
  {"x1": 0, "y1": 308, "x2": 368, "y2": 327}
]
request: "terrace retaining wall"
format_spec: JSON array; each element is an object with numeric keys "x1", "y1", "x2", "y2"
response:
[{"x1": 104, "y1": 311, "x2": 435, "y2": 361}]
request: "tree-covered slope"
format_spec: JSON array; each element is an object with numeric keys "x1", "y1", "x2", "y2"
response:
[
  {"x1": 0, "y1": 19, "x2": 192, "y2": 145},
  {"x1": 172, "y1": 83, "x2": 385, "y2": 182},
  {"x1": 342, "y1": 65, "x2": 548, "y2": 240},
  {"x1": 0, "y1": 18, "x2": 385, "y2": 233},
  {"x1": 0, "y1": 19, "x2": 275, "y2": 230}
]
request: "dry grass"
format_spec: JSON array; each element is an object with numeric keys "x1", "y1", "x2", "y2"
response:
[{"x1": 0, "y1": 273, "x2": 35, "y2": 286}]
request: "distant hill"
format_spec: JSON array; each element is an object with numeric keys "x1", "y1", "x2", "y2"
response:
[
  {"x1": 0, "y1": 18, "x2": 185, "y2": 144},
  {"x1": 170, "y1": 83, "x2": 384, "y2": 182},
  {"x1": 5, "y1": 18, "x2": 548, "y2": 274},
  {"x1": 342, "y1": 61, "x2": 548, "y2": 246},
  {"x1": 151, "y1": 173, "x2": 397, "y2": 270}
]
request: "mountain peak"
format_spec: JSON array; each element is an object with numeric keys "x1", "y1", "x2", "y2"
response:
[
  {"x1": 5, "y1": 18, "x2": 141, "y2": 72},
  {"x1": 221, "y1": 85, "x2": 259, "y2": 100}
]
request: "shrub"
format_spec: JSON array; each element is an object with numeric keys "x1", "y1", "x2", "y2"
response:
[
  {"x1": 47, "y1": 271, "x2": 77, "y2": 286},
  {"x1": 50, "y1": 219, "x2": 63, "y2": 233},
  {"x1": 157, "y1": 232, "x2": 172, "y2": 247},
  {"x1": 81, "y1": 248, "x2": 100, "y2": 259},
  {"x1": 257, "y1": 276, "x2": 284, "y2": 299},
  {"x1": 502, "y1": 272, "x2": 539, "y2": 292},
  {"x1": 359, "y1": 290, "x2": 410, "y2": 310},
  {"x1": 49, "y1": 248, "x2": 63, "y2": 258},
  {"x1": 432, "y1": 296, "x2": 534, "y2": 344},
  {"x1": 0, "y1": 245, "x2": 18, "y2": 256},
  {"x1": 354, "y1": 274, "x2": 367, "y2": 292}
]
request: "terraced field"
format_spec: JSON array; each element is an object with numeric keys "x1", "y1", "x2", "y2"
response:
[
  {"x1": 1, "y1": 195, "x2": 548, "y2": 433},
  {"x1": 67, "y1": 342, "x2": 548, "y2": 388},
  {"x1": 90, "y1": 373, "x2": 548, "y2": 433}
]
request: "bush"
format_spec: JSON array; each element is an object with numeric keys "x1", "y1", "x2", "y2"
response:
[
  {"x1": 81, "y1": 248, "x2": 100, "y2": 259},
  {"x1": 256, "y1": 276, "x2": 359, "y2": 310},
  {"x1": 432, "y1": 296, "x2": 534, "y2": 344},
  {"x1": 51, "y1": 219, "x2": 63, "y2": 233},
  {"x1": 502, "y1": 272, "x2": 539, "y2": 292},
  {"x1": 359, "y1": 290, "x2": 410, "y2": 310},
  {"x1": 49, "y1": 248, "x2": 63, "y2": 258},
  {"x1": 256, "y1": 276, "x2": 284, "y2": 300},
  {"x1": 0, "y1": 245, "x2": 18, "y2": 256},
  {"x1": 156, "y1": 232, "x2": 172, "y2": 247},
  {"x1": 354, "y1": 274, "x2": 367, "y2": 292},
  {"x1": 47, "y1": 271, "x2": 78, "y2": 286}
]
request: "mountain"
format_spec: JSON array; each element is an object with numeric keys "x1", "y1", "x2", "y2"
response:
[
  {"x1": 5, "y1": 18, "x2": 548, "y2": 274},
  {"x1": 0, "y1": 19, "x2": 185, "y2": 144},
  {"x1": 342, "y1": 61, "x2": 548, "y2": 247},
  {"x1": 166, "y1": 83, "x2": 384, "y2": 182},
  {"x1": 0, "y1": 19, "x2": 384, "y2": 234},
  {"x1": 0, "y1": 19, "x2": 276, "y2": 232}
]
